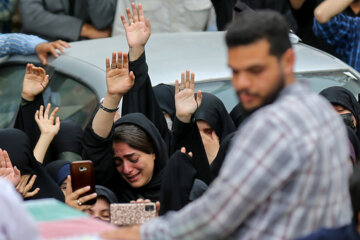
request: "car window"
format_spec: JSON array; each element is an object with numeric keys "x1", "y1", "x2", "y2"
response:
[
  {"x1": 0, "y1": 64, "x2": 98, "y2": 128},
  {"x1": 195, "y1": 70, "x2": 360, "y2": 112},
  {"x1": 195, "y1": 80, "x2": 237, "y2": 112},
  {"x1": 296, "y1": 71, "x2": 360, "y2": 97},
  {"x1": 0, "y1": 65, "x2": 24, "y2": 127}
]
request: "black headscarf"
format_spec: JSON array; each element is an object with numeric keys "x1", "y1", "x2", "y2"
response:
[
  {"x1": 194, "y1": 92, "x2": 236, "y2": 142},
  {"x1": 0, "y1": 128, "x2": 64, "y2": 201},
  {"x1": 95, "y1": 185, "x2": 118, "y2": 204},
  {"x1": 49, "y1": 121, "x2": 84, "y2": 161},
  {"x1": 210, "y1": 132, "x2": 236, "y2": 180},
  {"x1": 230, "y1": 103, "x2": 250, "y2": 128},
  {"x1": 347, "y1": 127, "x2": 360, "y2": 167},
  {"x1": 159, "y1": 150, "x2": 197, "y2": 215},
  {"x1": 112, "y1": 113, "x2": 168, "y2": 202},
  {"x1": 45, "y1": 159, "x2": 71, "y2": 186},
  {"x1": 320, "y1": 87, "x2": 360, "y2": 139},
  {"x1": 153, "y1": 84, "x2": 175, "y2": 121}
]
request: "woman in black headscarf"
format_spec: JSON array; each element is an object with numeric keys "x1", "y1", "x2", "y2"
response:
[
  {"x1": 84, "y1": 185, "x2": 118, "y2": 222},
  {"x1": 320, "y1": 86, "x2": 360, "y2": 139},
  {"x1": 194, "y1": 92, "x2": 236, "y2": 142},
  {"x1": 159, "y1": 149, "x2": 208, "y2": 215},
  {"x1": 83, "y1": 112, "x2": 168, "y2": 202},
  {"x1": 173, "y1": 89, "x2": 236, "y2": 184},
  {"x1": 0, "y1": 128, "x2": 64, "y2": 201},
  {"x1": 153, "y1": 84, "x2": 176, "y2": 130},
  {"x1": 45, "y1": 159, "x2": 71, "y2": 195}
]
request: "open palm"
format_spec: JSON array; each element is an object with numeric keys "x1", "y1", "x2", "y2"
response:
[
  {"x1": 35, "y1": 104, "x2": 60, "y2": 137},
  {"x1": 106, "y1": 52, "x2": 135, "y2": 95},
  {"x1": 121, "y1": 3, "x2": 151, "y2": 48},
  {"x1": 0, "y1": 149, "x2": 21, "y2": 186},
  {"x1": 175, "y1": 71, "x2": 202, "y2": 119},
  {"x1": 22, "y1": 64, "x2": 49, "y2": 101}
]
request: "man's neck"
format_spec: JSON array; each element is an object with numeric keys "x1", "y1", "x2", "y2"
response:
[{"x1": 351, "y1": 3, "x2": 360, "y2": 15}]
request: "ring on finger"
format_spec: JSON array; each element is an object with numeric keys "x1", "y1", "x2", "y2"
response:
[
  {"x1": 40, "y1": 83, "x2": 45, "y2": 89},
  {"x1": 111, "y1": 63, "x2": 117, "y2": 69},
  {"x1": 77, "y1": 199, "x2": 82, "y2": 206}
]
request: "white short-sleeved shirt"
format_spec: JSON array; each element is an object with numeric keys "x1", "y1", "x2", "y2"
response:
[{"x1": 112, "y1": 0, "x2": 216, "y2": 35}]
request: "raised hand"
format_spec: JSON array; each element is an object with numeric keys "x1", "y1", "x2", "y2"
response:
[
  {"x1": 121, "y1": 3, "x2": 151, "y2": 60},
  {"x1": 21, "y1": 64, "x2": 49, "y2": 101},
  {"x1": 16, "y1": 174, "x2": 40, "y2": 199},
  {"x1": 35, "y1": 103, "x2": 60, "y2": 137},
  {"x1": 106, "y1": 52, "x2": 135, "y2": 96},
  {"x1": 65, "y1": 175, "x2": 97, "y2": 211},
  {"x1": 122, "y1": 3, "x2": 151, "y2": 48},
  {"x1": 175, "y1": 70, "x2": 203, "y2": 123},
  {"x1": 0, "y1": 149, "x2": 21, "y2": 186},
  {"x1": 33, "y1": 103, "x2": 60, "y2": 164}
]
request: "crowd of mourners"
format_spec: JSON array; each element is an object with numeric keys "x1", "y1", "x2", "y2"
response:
[{"x1": 1, "y1": 0, "x2": 360, "y2": 239}]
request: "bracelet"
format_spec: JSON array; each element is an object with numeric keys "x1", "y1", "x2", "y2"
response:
[{"x1": 99, "y1": 100, "x2": 119, "y2": 113}]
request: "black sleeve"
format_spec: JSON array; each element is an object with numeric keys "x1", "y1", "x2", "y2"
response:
[
  {"x1": 14, "y1": 95, "x2": 44, "y2": 149},
  {"x1": 173, "y1": 117, "x2": 212, "y2": 185},
  {"x1": 159, "y1": 150, "x2": 196, "y2": 215},
  {"x1": 82, "y1": 120, "x2": 116, "y2": 186},
  {"x1": 210, "y1": 0, "x2": 237, "y2": 30},
  {"x1": 122, "y1": 52, "x2": 172, "y2": 153}
]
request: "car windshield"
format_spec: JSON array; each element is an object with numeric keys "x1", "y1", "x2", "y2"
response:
[
  {"x1": 0, "y1": 64, "x2": 98, "y2": 128},
  {"x1": 195, "y1": 70, "x2": 360, "y2": 112}
]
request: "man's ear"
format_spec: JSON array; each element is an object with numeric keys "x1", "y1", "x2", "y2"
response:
[
  {"x1": 280, "y1": 48, "x2": 295, "y2": 77},
  {"x1": 357, "y1": 212, "x2": 360, "y2": 224}
]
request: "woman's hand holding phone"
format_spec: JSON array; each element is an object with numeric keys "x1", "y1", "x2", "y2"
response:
[{"x1": 65, "y1": 175, "x2": 97, "y2": 211}]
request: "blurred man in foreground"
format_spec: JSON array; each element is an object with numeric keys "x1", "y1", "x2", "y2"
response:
[{"x1": 101, "y1": 10, "x2": 352, "y2": 240}]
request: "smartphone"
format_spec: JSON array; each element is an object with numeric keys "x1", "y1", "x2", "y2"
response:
[
  {"x1": 70, "y1": 160, "x2": 96, "y2": 205},
  {"x1": 110, "y1": 203, "x2": 156, "y2": 226}
]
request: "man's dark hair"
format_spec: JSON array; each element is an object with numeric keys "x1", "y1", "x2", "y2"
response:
[
  {"x1": 349, "y1": 168, "x2": 360, "y2": 224},
  {"x1": 114, "y1": 124, "x2": 154, "y2": 154},
  {"x1": 226, "y1": 10, "x2": 291, "y2": 58}
]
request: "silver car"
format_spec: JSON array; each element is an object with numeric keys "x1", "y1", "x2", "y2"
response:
[{"x1": 1, "y1": 31, "x2": 359, "y2": 128}]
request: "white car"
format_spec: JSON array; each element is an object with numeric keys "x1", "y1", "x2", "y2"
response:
[{"x1": 0, "y1": 31, "x2": 359, "y2": 128}]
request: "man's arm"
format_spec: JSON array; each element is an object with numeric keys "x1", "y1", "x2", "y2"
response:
[
  {"x1": 0, "y1": 34, "x2": 70, "y2": 65},
  {"x1": 314, "y1": 0, "x2": 354, "y2": 23},
  {"x1": 101, "y1": 114, "x2": 297, "y2": 239},
  {"x1": 19, "y1": 0, "x2": 83, "y2": 41},
  {"x1": 0, "y1": 33, "x2": 46, "y2": 57},
  {"x1": 87, "y1": 0, "x2": 117, "y2": 30},
  {"x1": 313, "y1": 13, "x2": 357, "y2": 51}
]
